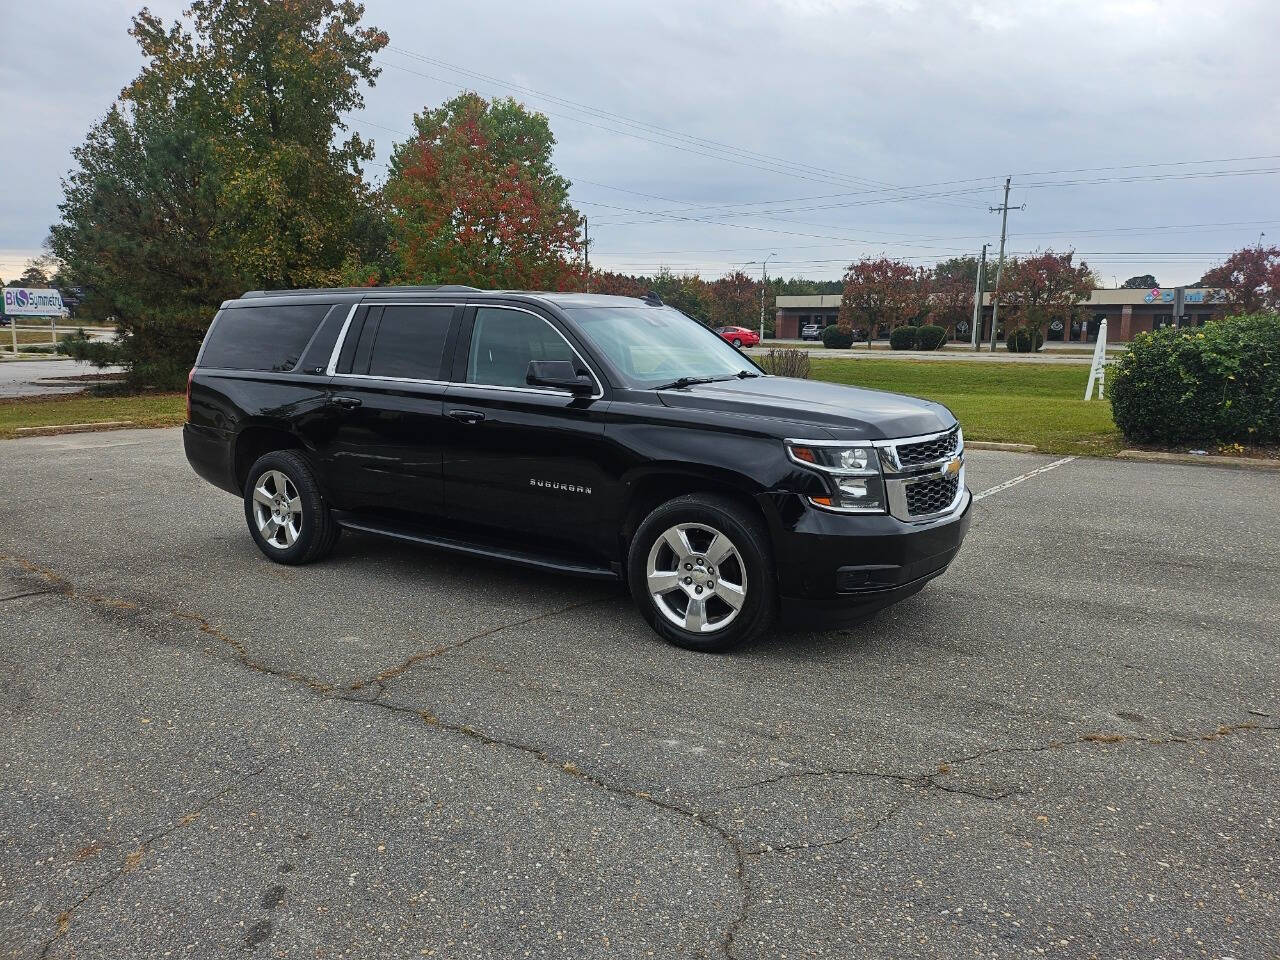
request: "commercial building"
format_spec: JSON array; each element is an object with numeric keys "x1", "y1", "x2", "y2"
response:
[{"x1": 775, "y1": 288, "x2": 1229, "y2": 343}]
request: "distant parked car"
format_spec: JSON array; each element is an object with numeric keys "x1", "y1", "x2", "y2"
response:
[
  {"x1": 714, "y1": 326, "x2": 760, "y2": 348},
  {"x1": 800, "y1": 323, "x2": 821, "y2": 341}
]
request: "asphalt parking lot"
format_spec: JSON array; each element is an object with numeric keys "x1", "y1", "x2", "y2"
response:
[{"x1": 2, "y1": 429, "x2": 1277, "y2": 959}]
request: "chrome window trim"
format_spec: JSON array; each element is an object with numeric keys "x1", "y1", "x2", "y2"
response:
[
  {"x1": 322, "y1": 301, "x2": 606, "y2": 399},
  {"x1": 464, "y1": 304, "x2": 605, "y2": 400},
  {"x1": 324, "y1": 303, "x2": 362, "y2": 377}
]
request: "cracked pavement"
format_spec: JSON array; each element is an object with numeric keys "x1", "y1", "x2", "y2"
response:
[{"x1": 1, "y1": 428, "x2": 1278, "y2": 959}]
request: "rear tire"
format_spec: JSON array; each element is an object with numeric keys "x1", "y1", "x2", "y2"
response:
[
  {"x1": 242, "y1": 450, "x2": 340, "y2": 565},
  {"x1": 627, "y1": 493, "x2": 776, "y2": 652}
]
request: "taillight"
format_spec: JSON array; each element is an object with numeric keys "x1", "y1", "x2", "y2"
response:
[{"x1": 186, "y1": 367, "x2": 195, "y2": 422}]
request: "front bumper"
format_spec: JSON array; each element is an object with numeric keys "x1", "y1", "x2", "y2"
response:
[{"x1": 765, "y1": 488, "x2": 972, "y2": 631}]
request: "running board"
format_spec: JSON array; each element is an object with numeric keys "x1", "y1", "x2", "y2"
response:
[{"x1": 334, "y1": 516, "x2": 620, "y2": 580}]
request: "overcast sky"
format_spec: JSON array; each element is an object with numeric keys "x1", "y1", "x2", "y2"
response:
[{"x1": 2, "y1": 0, "x2": 1277, "y2": 286}]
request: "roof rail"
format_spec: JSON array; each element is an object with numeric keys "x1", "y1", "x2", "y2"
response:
[{"x1": 239, "y1": 284, "x2": 483, "y2": 298}]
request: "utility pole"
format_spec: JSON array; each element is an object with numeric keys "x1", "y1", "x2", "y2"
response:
[
  {"x1": 583, "y1": 217, "x2": 591, "y2": 292},
  {"x1": 988, "y1": 177, "x2": 1021, "y2": 351},
  {"x1": 970, "y1": 243, "x2": 987, "y2": 351}
]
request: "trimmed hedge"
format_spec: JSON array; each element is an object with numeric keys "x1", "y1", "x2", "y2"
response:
[
  {"x1": 916, "y1": 324, "x2": 947, "y2": 350},
  {"x1": 1006, "y1": 328, "x2": 1044, "y2": 352},
  {"x1": 1109, "y1": 312, "x2": 1280, "y2": 446},
  {"x1": 889, "y1": 326, "x2": 918, "y2": 350},
  {"x1": 821, "y1": 325, "x2": 854, "y2": 349}
]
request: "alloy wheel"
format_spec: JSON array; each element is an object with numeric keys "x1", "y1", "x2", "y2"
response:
[
  {"x1": 645, "y1": 522, "x2": 748, "y2": 633},
  {"x1": 251, "y1": 469, "x2": 302, "y2": 550}
]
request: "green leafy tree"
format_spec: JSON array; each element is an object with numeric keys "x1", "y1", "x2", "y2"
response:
[
  {"x1": 15, "y1": 264, "x2": 51, "y2": 287},
  {"x1": 384, "y1": 93, "x2": 583, "y2": 290},
  {"x1": 50, "y1": 0, "x2": 388, "y2": 387},
  {"x1": 1121, "y1": 274, "x2": 1158, "y2": 289},
  {"x1": 650, "y1": 268, "x2": 712, "y2": 324}
]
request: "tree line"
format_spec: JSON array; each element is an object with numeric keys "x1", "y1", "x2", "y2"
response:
[{"x1": 37, "y1": 0, "x2": 1280, "y2": 387}]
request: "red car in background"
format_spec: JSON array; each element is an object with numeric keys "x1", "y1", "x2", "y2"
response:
[{"x1": 714, "y1": 326, "x2": 760, "y2": 348}]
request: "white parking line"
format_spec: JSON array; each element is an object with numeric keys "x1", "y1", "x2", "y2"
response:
[{"x1": 974, "y1": 456, "x2": 1077, "y2": 501}]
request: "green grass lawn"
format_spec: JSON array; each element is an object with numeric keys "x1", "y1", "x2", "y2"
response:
[
  {"x1": 0, "y1": 392, "x2": 185, "y2": 438},
  {"x1": 808, "y1": 357, "x2": 1121, "y2": 456},
  {"x1": 2, "y1": 362, "x2": 1119, "y2": 456}
]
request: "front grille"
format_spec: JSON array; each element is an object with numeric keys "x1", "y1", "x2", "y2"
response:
[
  {"x1": 896, "y1": 428, "x2": 959, "y2": 467},
  {"x1": 905, "y1": 473, "x2": 959, "y2": 516}
]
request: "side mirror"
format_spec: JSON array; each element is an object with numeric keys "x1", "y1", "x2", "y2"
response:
[{"x1": 526, "y1": 360, "x2": 595, "y2": 395}]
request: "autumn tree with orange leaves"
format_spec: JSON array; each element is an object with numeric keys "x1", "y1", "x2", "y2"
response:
[{"x1": 384, "y1": 93, "x2": 584, "y2": 290}]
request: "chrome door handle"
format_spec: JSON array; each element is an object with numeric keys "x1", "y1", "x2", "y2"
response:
[{"x1": 447, "y1": 409, "x2": 485, "y2": 424}]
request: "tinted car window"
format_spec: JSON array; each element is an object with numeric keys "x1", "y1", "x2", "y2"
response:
[
  {"x1": 466, "y1": 307, "x2": 577, "y2": 388},
  {"x1": 365, "y1": 305, "x2": 454, "y2": 379},
  {"x1": 200, "y1": 304, "x2": 330, "y2": 372}
]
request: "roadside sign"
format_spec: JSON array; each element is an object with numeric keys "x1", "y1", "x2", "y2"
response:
[
  {"x1": 1084, "y1": 318, "x2": 1108, "y2": 401},
  {"x1": 2, "y1": 287, "x2": 65, "y2": 317}
]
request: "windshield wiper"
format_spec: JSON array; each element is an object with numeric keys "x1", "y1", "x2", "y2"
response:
[
  {"x1": 736, "y1": 370, "x2": 761, "y2": 378},
  {"x1": 653, "y1": 376, "x2": 725, "y2": 390}
]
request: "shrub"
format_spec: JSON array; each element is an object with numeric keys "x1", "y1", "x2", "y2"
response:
[
  {"x1": 916, "y1": 325, "x2": 947, "y2": 350},
  {"x1": 1005, "y1": 328, "x2": 1044, "y2": 352},
  {"x1": 757, "y1": 347, "x2": 811, "y2": 379},
  {"x1": 889, "y1": 326, "x2": 918, "y2": 350},
  {"x1": 1109, "y1": 312, "x2": 1280, "y2": 446},
  {"x1": 821, "y1": 325, "x2": 854, "y2": 349}
]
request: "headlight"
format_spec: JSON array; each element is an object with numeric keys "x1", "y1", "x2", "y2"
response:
[{"x1": 786, "y1": 442, "x2": 886, "y2": 513}]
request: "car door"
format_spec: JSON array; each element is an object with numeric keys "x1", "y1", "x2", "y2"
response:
[
  {"x1": 315, "y1": 302, "x2": 459, "y2": 521},
  {"x1": 441, "y1": 304, "x2": 614, "y2": 558}
]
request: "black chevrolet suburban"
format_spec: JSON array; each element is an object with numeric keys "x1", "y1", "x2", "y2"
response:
[{"x1": 184, "y1": 287, "x2": 971, "y2": 652}]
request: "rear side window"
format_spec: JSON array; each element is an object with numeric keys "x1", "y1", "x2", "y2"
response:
[
  {"x1": 365, "y1": 305, "x2": 454, "y2": 380},
  {"x1": 201, "y1": 304, "x2": 330, "y2": 372}
]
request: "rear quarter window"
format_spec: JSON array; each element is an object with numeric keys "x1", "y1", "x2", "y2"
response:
[{"x1": 199, "y1": 304, "x2": 332, "y2": 372}]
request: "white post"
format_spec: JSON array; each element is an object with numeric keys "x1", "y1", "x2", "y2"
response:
[{"x1": 1084, "y1": 318, "x2": 1108, "y2": 400}]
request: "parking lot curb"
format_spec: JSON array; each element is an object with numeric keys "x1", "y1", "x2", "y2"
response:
[
  {"x1": 1117, "y1": 449, "x2": 1280, "y2": 471},
  {"x1": 967, "y1": 441, "x2": 1037, "y2": 452},
  {"x1": 14, "y1": 420, "x2": 135, "y2": 437}
]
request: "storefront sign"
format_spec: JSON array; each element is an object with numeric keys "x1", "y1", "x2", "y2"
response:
[
  {"x1": 2, "y1": 287, "x2": 65, "y2": 316},
  {"x1": 1143, "y1": 288, "x2": 1209, "y2": 305}
]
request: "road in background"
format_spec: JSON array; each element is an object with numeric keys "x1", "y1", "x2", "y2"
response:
[
  {"x1": 0, "y1": 359, "x2": 124, "y2": 397},
  {"x1": 2, "y1": 429, "x2": 1276, "y2": 959}
]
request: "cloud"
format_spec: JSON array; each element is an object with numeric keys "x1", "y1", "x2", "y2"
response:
[{"x1": 2, "y1": 0, "x2": 1276, "y2": 286}]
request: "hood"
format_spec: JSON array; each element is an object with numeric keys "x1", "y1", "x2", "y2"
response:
[{"x1": 656, "y1": 375, "x2": 955, "y2": 441}]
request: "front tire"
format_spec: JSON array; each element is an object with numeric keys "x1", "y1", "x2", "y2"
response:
[
  {"x1": 243, "y1": 450, "x2": 339, "y2": 565},
  {"x1": 732, "y1": 338, "x2": 743, "y2": 348},
  {"x1": 627, "y1": 493, "x2": 776, "y2": 652}
]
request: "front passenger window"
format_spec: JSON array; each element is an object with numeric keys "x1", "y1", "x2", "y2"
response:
[{"x1": 466, "y1": 307, "x2": 578, "y2": 388}]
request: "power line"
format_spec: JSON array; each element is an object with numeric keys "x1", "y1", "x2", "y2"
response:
[{"x1": 377, "y1": 50, "x2": 991, "y2": 211}]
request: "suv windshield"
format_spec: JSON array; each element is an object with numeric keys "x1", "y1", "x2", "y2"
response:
[{"x1": 568, "y1": 306, "x2": 760, "y2": 388}]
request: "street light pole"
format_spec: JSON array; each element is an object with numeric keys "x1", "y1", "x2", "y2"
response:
[
  {"x1": 760, "y1": 252, "x2": 776, "y2": 342},
  {"x1": 970, "y1": 243, "x2": 987, "y2": 351}
]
